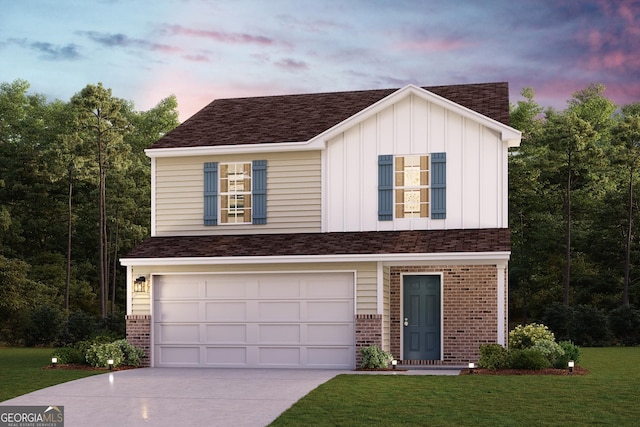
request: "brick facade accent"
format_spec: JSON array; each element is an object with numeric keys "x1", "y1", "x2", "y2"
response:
[
  {"x1": 390, "y1": 265, "x2": 499, "y2": 365},
  {"x1": 355, "y1": 314, "x2": 384, "y2": 367},
  {"x1": 126, "y1": 315, "x2": 151, "y2": 367}
]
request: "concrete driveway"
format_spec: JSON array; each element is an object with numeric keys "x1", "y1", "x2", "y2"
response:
[{"x1": 1, "y1": 368, "x2": 345, "y2": 427}]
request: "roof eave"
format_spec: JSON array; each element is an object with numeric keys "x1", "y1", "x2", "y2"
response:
[
  {"x1": 145, "y1": 138, "x2": 326, "y2": 158},
  {"x1": 120, "y1": 251, "x2": 511, "y2": 266}
]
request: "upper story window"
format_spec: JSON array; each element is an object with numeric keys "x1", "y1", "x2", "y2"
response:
[
  {"x1": 395, "y1": 155, "x2": 429, "y2": 218},
  {"x1": 378, "y1": 153, "x2": 446, "y2": 221},
  {"x1": 220, "y1": 162, "x2": 252, "y2": 223}
]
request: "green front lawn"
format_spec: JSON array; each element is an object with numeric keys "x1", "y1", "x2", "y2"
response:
[
  {"x1": 270, "y1": 347, "x2": 640, "y2": 426},
  {"x1": 0, "y1": 348, "x2": 103, "y2": 402}
]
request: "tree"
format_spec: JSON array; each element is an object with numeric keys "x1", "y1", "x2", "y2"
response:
[
  {"x1": 611, "y1": 110, "x2": 640, "y2": 306},
  {"x1": 71, "y1": 83, "x2": 131, "y2": 318}
]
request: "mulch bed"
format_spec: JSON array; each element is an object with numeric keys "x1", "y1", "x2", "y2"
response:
[
  {"x1": 460, "y1": 366, "x2": 588, "y2": 375},
  {"x1": 42, "y1": 364, "x2": 140, "y2": 371}
]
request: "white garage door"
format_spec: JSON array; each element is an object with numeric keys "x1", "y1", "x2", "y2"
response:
[{"x1": 153, "y1": 272, "x2": 355, "y2": 368}]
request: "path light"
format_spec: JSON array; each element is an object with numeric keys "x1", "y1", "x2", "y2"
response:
[
  {"x1": 468, "y1": 362, "x2": 475, "y2": 374},
  {"x1": 51, "y1": 357, "x2": 57, "y2": 368},
  {"x1": 391, "y1": 359, "x2": 398, "y2": 370},
  {"x1": 568, "y1": 360, "x2": 574, "y2": 373},
  {"x1": 108, "y1": 359, "x2": 114, "y2": 371}
]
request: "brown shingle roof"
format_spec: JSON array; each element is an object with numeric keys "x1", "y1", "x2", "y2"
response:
[
  {"x1": 123, "y1": 228, "x2": 510, "y2": 259},
  {"x1": 150, "y1": 82, "x2": 510, "y2": 149}
]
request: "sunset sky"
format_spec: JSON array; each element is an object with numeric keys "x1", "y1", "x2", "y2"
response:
[{"x1": 2, "y1": 0, "x2": 639, "y2": 121}]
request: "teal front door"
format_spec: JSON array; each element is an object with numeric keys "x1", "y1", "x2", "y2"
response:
[{"x1": 403, "y1": 275, "x2": 441, "y2": 360}]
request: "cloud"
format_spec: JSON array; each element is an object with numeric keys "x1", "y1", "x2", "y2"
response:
[
  {"x1": 274, "y1": 58, "x2": 309, "y2": 71},
  {"x1": 394, "y1": 38, "x2": 471, "y2": 52},
  {"x1": 159, "y1": 24, "x2": 285, "y2": 47},
  {"x1": 7, "y1": 38, "x2": 81, "y2": 61},
  {"x1": 80, "y1": 31, "x2": 181, "y2": 53},
  {"x1": 182, "y1": 53, "x2": 210, "y2": 62}
]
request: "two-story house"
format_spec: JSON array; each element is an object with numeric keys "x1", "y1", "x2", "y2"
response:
[{"x1": 121, "y1": 82, "x2": 521, "y2": 369}]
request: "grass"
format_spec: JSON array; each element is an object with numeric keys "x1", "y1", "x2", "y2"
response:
[
  {"x1": 270, "y1": 347, "x2": 640, "y2": 426},
  {"x1": 0, "y1": 347, "x2": 103, "y2": 402}
]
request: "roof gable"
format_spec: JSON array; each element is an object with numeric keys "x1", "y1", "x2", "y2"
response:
[{"x1": 149, "y1": 82, "x2": 513, "y2": 150}]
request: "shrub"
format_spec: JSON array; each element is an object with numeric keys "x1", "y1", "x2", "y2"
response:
[
  {"x1": 543, "y1": 302, "x2": 574, "y2": 341},
  {"x1": 85, "y1": 341, "x2": 124, "y2": 368},
  {"x1": 609, "y1": 306, "x2": 640, "y2": 346},
  {"x1": 51, "y1": 347, "x2": 85, "y2": 365},
  {"x1": 554, "y1": 340, "x2": 581, "y2": 369},
  {"x1": 114, "y1": 339, "x2": 145, "y2": 367},
  {"x1": 65, "y1": 310, "x2": 98, "y2": 343},
  {"x1": 360, "y1": 345, "x2": 393, "y2": 369},
  {"x1": 24, "y1": 305, "x2": 64, "y2": 346},
  {"x1": 508, "y1": 348, "x2": 550, "y2": 370},
  {"x1": 572, "y1": 305, "x2": 610, "y2": 346},
  {"x1": 509, "y1": 323, "x2": 555, "y2": 349},
  {"x1": 478, "y1": 344, "x2": 509, "y2": 370},
  {"x1": 100, "y1": 312, "x2": 126, "y2": 338},
  {"x1": 531, "y1": 339, "x2": 564, "y2": 365}
]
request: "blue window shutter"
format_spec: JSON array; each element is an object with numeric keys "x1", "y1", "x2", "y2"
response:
[
  {"x1": 378, "y1": 155, "x2": 393, "y2": 221},
  {"x1": 431, "y1": 153, "x2": 446, "y2": 219},
  {"x1": 204, "y1": 162, "x2": 218, "y2": 226},
  {"x1": 252, "y1": 160, "x2": 267, "y2": 224}
]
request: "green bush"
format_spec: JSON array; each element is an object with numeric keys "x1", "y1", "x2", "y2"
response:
[
  {"x1": 85, "y1": 341, "x2": 124, "y2": 368},
  {"x1": 100, "y1": 312, "x2": 126, "y2": 338},
  {"x1": 65, "y1": 310, "x2": 97, "y2": 343},
  {"x1": 114, "y1": 339, "x2": 145, "y2": 367},
  {"x1": 609, "y1": 306, "x2": 640, "y2": 346},
  {"x1": 531, "y1": 339, "x2": 564, "y2": 365},
  {"x1": 51, "y1": 347, "x2": 85, "y2": 365},
  {"x1": 508, "y1": 348, "x2": 551, "y2": 370},
  {"x1": 572, "y1": 305, "x2": 610, "y2": 346},
  {"x1": 543, "y1": 302, "x2": 574, "y2": 341},
  {"x1": 478, "y1": 344, "x2": 508, "y2": 370},
  {"x1": 360, "y1": 345, "x2": 393, "y2": 369},
  {"x1": 554, "y1": 340, "x2": 581, "y2": 369},
  {"x1": 74, "y1": 335, "x2": 114, "y2": 358},
  {"x1": 24, "y1": 305, "x2": 64, "y2": 346},
  {"x1": 509, "y1": 323, "x2": 556, "y2": 349}
]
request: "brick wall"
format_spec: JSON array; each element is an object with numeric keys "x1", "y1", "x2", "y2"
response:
[
  {"x1": 126, "y1": 314, "x2": 151, "y2": 367},
  {"x1": 390, "y1": 265, "x2": 499, "y2": 365},
  {"x1": 355, "y1": 314, "x2": 384, "y2": 367}
]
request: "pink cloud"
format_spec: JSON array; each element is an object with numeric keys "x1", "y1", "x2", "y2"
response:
[
  {"x1": 162, "y1": 24, "x2": 281, "y2": 47},
  {"x1": 395, "y1": 38, "x2": 470, "y2": 52},
  {"x1": 182, "y1": 54, "x2": 210, "y2": 62},
  {"x1": 274, "y1": 58, "x2": 309, "y2": 71}
]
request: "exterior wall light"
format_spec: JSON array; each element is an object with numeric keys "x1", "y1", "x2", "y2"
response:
[
  {"x1": 51, "y1": 357, "x2": 57, "y2": 368},
  {"x1": 468, "y1": 362, "x2": 475, "y2": 374},
  {"x1": 133, "y1": 276, "x2": 149, "y2": 293},
  {"x1": 108, "y1": 359, "x2": 114, "y2": 371},
  {"x1": 391, "y1": 359, "x2": 398, "y2": 370},
  {"x1": 568, "y1": 360, "x2": 574, "y2": 373}
]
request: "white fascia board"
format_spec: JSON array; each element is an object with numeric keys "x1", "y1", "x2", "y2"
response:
[
  {"x1": 145, "y1": 139, "x2": 326, "y2": 158},
  {"x1": 309, "y1": 84, "x2": 522, "y2": 148},
  {"x1": 120, "y1": 251, "x2": 510, "y2": 267}
]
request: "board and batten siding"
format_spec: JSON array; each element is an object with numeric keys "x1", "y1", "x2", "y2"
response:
[
  {"x1": 325, "y1": 93, "x2": 508, "y2": 232},
  {"x1": 130, "y1": 262, "x2": 379, "y2": 316},
  {"x1": 154, "y1": 151, "x2": 322, "y2": 236}
]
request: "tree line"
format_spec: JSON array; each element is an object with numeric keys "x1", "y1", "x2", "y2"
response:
[
  {"x1": 1, "y1": 79, "x2": 639, "y2": 346},
  {"x1": 510, "y1": 84, "x2": 640, "y2": 344},
  {"x1": 0, "y1": 79, "x2": 179, "y2": 344}
]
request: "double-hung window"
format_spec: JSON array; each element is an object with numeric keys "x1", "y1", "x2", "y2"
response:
[
  {"x1": 220, "y1": 162, "x2": 252, "y2": 224},
  {"x1": 378, "y1": 153, "x2": 446, "y2": 221}
]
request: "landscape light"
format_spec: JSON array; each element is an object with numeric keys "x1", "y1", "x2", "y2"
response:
[
  {"x1": 51, "y1": 357, "x2": 57, "y2": 368},
  {"x1": 391, "y1": 359, "x2": 398, "y2": 370},
  {"x1": 568, "y1": 360, "x2": 574, "y2": 373},
  {"x1": 108, "y1": 359, "x2": 114, "y2": 371},
  {"x1": 468, "y1": 362, "x2": 475, "y2": 374}
]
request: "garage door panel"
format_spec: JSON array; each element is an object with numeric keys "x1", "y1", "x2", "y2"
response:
[
  {"x1": 259, "y1": 324, "x2": 300, "y2": 343},
  {"x1": 307, "y1": 324, "x2": 353, "y2": 344},
  {"x1": 307, "y1": 300, "x2": 352, "y2": 321},
  {"x1": 158, "y1": 324, "x2": 200, "y2": 343},
  {"x1": 206, "y1": 347, "x2": 247, "y2": 365},
  {"x1": 206, "y1": 324, "x2": 247, "y2": 343},
  {"x1": 258, "y1": 301, "x2": 300, "y2": 321},
  {"x1": 154, "y1": 273, "x2": 355, "y2": 368},
  {"x1": 157, "y1": 347, "x2": 200, "y2": 365},
  {"x1": 205, "y1": 302, "x2": 247, "y2": 321},
  {"x1": 158, "y1": 302, "x2": 201, "y2": 322}
]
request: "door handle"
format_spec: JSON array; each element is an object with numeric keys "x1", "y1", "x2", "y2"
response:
[{"x1": 404, "y1": 317, "x2": 409, "y2": 327}]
